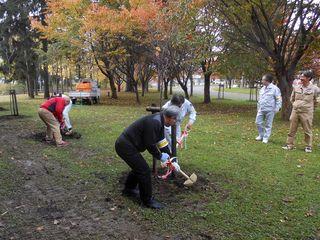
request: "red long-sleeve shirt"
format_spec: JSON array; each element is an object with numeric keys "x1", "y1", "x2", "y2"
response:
[{"x1": 40, "y1": 97, "x2": 66, "y2": 123}]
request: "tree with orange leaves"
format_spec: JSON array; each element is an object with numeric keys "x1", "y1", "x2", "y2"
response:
[{"x1": 34, "y1": 0, "x2": 161, "y2": 102}]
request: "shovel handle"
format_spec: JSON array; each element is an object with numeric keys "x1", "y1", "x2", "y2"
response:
[{"x1": 179, "y1": 169, "x2": 190, "y2": 180}]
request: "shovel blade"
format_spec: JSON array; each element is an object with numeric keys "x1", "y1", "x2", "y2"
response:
[
  {"x1": 183, "y1": 179, "x2": 194, "y2": 187},
  {"x1": 189, "y1": 173, "x2": 197, "y2": 183}
]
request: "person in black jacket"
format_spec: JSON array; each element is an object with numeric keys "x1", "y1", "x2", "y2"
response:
[{"x1": 115, "y1": 105, "x2": 180, "y2": 209}]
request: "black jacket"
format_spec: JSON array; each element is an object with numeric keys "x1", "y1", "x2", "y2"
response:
[{"x1": 122, "y1": 113, "x2": 171, "y2": 159}]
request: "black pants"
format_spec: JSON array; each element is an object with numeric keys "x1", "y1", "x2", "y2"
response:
[{"x1": 115, "y1": 135, "x2": 152, "y2": 203}]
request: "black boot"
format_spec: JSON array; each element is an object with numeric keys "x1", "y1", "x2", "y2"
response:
[
  {"x1": 143, "y1": 198, "x2": 164, "y2": 209},
  {"x1": 122, "y1": 188, "x2": 140, "y2": 198}
]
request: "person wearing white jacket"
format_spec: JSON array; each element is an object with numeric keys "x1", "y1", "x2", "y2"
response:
[
  {"x1": 162, "y1": 94, "x2": 197, "y2": 149},
  {"x1": 255, "y1": 74, "x2": 282, "y2": 144},
  {"x1": 53, "y1": 93, "x2": 73, "y2": 135}
]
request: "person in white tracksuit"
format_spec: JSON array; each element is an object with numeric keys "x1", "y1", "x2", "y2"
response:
[
  {"x1": 162, "y1": 94, "x2": 197, "y2": 150},
  {"x1": 54, "y1": 93, "x2": 73, "y2": 134},
  {"x1": 255, "y1": 74, "x2": 282, "y2": 144},
  {"x1": 62, "y1": 97, "x2": 72, "y2": 133}
]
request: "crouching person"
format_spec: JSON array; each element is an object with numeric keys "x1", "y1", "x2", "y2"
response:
[
  {"x1": 115, "y1": 105, "x2": 180, "y2": 209},
  {"x1": 38, "y1": 96, "x2": 70, "y2": 147}
]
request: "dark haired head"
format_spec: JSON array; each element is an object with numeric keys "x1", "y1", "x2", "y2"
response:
[
  {"x1": 171, "y1": 94, "x2": 185, "y2": 107},
  {"x1": 300, "y1": 70, "x2": 313, "y2": 79},
  {"x1": 262, "y1": 74, "x2": 273, "y2": 83}
]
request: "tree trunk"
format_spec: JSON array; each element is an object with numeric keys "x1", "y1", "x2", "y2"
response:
[
  {"x1": 276, "y1": 69, "x2": 293, "y2": 121},
  {"x1": 141, "y1": 81, "x2": 145, "y2": 97},
  {"x1": 61, "y1": 66, "x2": 64, "y2": 93},
  {"x1": 24, "y1": 51, "x2": 34, "y2": 99},
  {"x1": 201, "y1": 62, "x2": 212, "y2": 104},
  {"x1": 134, "y1": 83, "x2": 140, "y2": 104},
  {"x1": 108, "y1": 72, "x2": 117, "y2": 99},
  {"x1": 203, "y1": 72, "x2": 211, "y2": 103},
  {"x1": 34, "y1": 73, "x2": 38, "y2": 96},
  {"x1": 157, "y1": 76, "x2": 161, "y2": 92},
  {"x1": 125, "y1": 76, "x2": 134, "y2": 92},
  {"x1": 27, "y1": 76, "x2": 35, "y2": 98},
  {"x1": 76, "y1": 63, "x2": 81, "y2": 79},
  {"x1": 164, "y1": 80, "x2": 169, "y2": 100},
  {"x1": 42, "y1": 38, "x2": 50, "y2": 98},
  {"x1": 169, "y1": 79, "x2": 173, "y2": 95},
  {"x1": 227, "y1": 76, "x2": 232, "y2": 89}
]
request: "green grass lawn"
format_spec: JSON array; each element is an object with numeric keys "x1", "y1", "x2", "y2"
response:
[{"x1": 1, "y1": 93, "x2": 320, "y2": 239}]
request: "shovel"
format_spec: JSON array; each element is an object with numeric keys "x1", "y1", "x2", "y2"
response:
[{"x1": 179, "y1": 169, "x2": 197, "y2": 187}]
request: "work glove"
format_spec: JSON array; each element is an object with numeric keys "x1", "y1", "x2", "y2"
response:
[
  {"x1": 172, "y1": 162, "x2": 181, "y2": 172},
  {"x1": 160, "y1": 152, "x2": 170, "y2": 163}
]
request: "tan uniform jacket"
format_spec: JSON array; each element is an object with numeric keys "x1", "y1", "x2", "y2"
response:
[{"x1": 291, "y1": 83, "x2": 319, "y2": 113}]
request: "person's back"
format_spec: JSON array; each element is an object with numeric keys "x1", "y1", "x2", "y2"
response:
[
  {"x1": 115, "y1": 106, "x2": 180, "y2": 209},
  {"x1": 41, "y1": 97, "x2": 66, "y2": 122},
  {"x1": 122, "y1": 113, "x2": 164, "y2": 153}
]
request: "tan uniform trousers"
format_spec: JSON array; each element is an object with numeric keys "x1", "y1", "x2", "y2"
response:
[
  {"x1": 286, "y1": 110, "x2": 313, "y2": 147},
  {"x1": 38, "y1": 108, "x2": 63, "y2": 144}
]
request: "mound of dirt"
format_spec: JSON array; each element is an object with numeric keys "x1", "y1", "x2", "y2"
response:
[
  {"x1": 29, "y1": 131, "x2": 82, "y2": 143},
  {"x1": 119, "y1": 170, "x2": 230, "y2": 210}
]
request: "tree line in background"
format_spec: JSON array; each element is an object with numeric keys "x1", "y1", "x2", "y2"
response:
[{"x1": 0, "y1": 0, "x2": 319, "y2": 119}]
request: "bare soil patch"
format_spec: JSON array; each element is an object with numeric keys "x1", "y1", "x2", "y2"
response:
[{"x1": 0, "y1": 116, "x2": 229, "y2": 240}]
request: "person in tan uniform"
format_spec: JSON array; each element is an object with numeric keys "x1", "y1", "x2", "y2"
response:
[{"x1": 282, "y1": 70, "x2": 319, "y2": 153}]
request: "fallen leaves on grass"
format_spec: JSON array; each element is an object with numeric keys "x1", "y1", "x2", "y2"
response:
[
  {"x1": 282, "y1": 196, "x2": 295, "y2": 203},
  {"x1": 36, "y1": 226, "x2": 44, "y2": 231},
  {"x1": 110, "y1": 206, "x2": 117, "y2": 211},
  {"x1": 280, "y1": 216, "x2": 289, "y2": 223},
  {"x1": 305, "y1": 209, "x2": 316, "y2": 217},
  {"x1": 53, "y1": 220, "x2": 60, "y2": 225}
]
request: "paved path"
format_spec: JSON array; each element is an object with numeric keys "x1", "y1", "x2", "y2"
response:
[{"x1": 172, "y1": 85, "x2": 257, "y2": 101}]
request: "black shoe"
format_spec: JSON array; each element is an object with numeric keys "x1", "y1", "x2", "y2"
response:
[
  {"x1": 122, "y1": 188, "x2": 140, "y2": 198},
  {"x1": 143, "y1": 198, "x2": 164, "y2": 209}
]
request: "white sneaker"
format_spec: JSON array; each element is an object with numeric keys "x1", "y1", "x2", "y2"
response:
[
  {"x1": 305, "y1": 147, "x2": 312, "y2": 153},
  {"x1": 255, "y1": 136, "x2": 262, "y2": 141},
  {"x1": 282, "y1": 145, "x2": 294, "y2": 150},
  {"x1": 262, "y1": 138, "x2": 268, "y2": 144}
]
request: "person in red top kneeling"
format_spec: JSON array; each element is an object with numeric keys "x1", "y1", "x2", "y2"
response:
[{"x1": 38, "y1": 96, "x2": 71, "y2": 147}]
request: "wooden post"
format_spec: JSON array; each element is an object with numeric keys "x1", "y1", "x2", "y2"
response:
[{"x1": 9, "y1": 90, "x2": 19, "y2": 116}]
